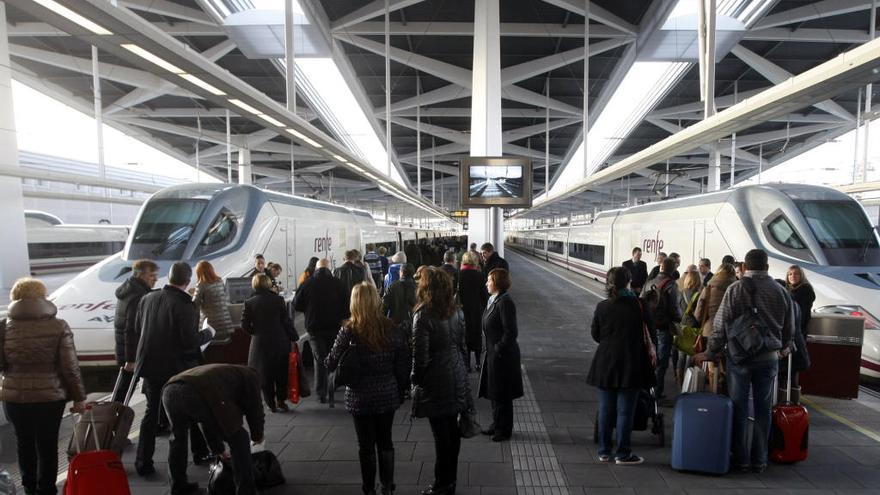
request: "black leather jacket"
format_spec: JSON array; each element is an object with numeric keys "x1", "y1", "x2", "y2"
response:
[{"x1": 411, "y1": 307, "x2": 470, "y2": 417}]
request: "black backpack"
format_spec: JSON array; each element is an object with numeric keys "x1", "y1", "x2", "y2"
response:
[
  {"x1": 726, "y1": 278, "x2": 777, "y2": 364},
  {"x1": 642, "y1": 278, "x2": 674, "y2": 330}
]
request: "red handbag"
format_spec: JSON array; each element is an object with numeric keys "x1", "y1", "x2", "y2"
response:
[{"x1": 288, "y1": 344, "x2": 301, "y2": 404}]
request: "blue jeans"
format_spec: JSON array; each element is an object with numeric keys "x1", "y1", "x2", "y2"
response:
[
  {"x1": 727, "y1": 357, "x2": 778, "y2": 467},
  {"x1": 597, "y1": 387, "x2": 640, "y2": 459},
  {"x1": 655, "y1": 329, "x2": 674, "y2": 397}
]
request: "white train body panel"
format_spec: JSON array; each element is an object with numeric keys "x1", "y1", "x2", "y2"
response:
[{"x1": 509, "y1": 184, "x2": 880, "y2": 378}]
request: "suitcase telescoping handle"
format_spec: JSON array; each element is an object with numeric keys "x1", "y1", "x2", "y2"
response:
[
  {"x1": 112, "y1": 366, "x2": 139, "y2": 407},
  {"x1": 785, "y1": 352, "x2": 793, "y2": 403},
  {"x1": 73, "y1": 405, "x2": 102, "y2": 454}
]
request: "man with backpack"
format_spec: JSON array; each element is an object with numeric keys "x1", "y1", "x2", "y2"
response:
[
  {"x1": 640, "y1": 257, "x2": 683, "y2": 399},
  {"x1": 695, "y1": 249, "x2": 793, "y2": 473}
]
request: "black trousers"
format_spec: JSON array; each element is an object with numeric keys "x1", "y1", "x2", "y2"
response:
[
  {"x1": 491, "y1": 400, "x2": 514, "y2": 438},
  {"x1": 163, "y1": 382, "x2": 255, "y2": 495},
  {"x1": 260, "y1": 352, "x2": 289, "y2": 407},
  {"x1": 136, "y1": 377, "x2": 208, "y2": 470},
  {"x1": 4, "y1": 400, "x2": 65, "y2": 495},
  {"x1": 352, "y1": 411, "x2": 395, "y2": 491},
  {"x1": 309, "y1": 334, "x2": 334, "y2": 400},
  {"x1": 428, "y1": 415, "x2": 461, "y2": 487}
]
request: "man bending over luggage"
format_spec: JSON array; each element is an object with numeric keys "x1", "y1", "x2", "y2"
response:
[
  {"x1": 163, "y1": 364, "x2": 265, "y2": 495},
  {"x1": 695, "y1": 249, "x2": 793, "y2": 473}
]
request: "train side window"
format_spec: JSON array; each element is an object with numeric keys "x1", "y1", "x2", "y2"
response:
[
  {"x1": 548, "y1": 240, "x2": 564, "y2": 254},
  {"x1": 569, "y1": 242, "x2": 605, "y2": 264},
  {"x1": 195, "y1": 210, "x2": 238, "y2": 256},
  {"x1": 767, "y1": 215, "x2": 806, "y2": 249}
]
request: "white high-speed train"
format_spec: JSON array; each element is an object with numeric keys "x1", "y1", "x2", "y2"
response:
[
  {"x1": 508, "y1": 184, "x2": 880, "y2": 378},
  {"x1": 49, "y1": 184, "x2": 460, "y2": 367},
  {"x1": 25, "y1": 211, "x2": 129, "y2": 273}
]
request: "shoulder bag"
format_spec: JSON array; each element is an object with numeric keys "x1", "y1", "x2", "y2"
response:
[{"x1": 334, "y1": 336, "x2": 361, "y2": 387}]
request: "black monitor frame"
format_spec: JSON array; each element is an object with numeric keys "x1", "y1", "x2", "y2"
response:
[{"x1": 459, "y1": 156, "x2": 533, "y2": 208}]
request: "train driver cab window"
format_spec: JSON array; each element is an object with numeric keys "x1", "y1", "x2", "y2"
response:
[
  {"x1": 130, "y1": 199, "x2": 207, "y2": 259},
  {"x1": 763, "y1": 210, "x2": 815, "y2": 263},
  {"x1": 195, "y1": 209, "x2": 238, "y2": 257}
]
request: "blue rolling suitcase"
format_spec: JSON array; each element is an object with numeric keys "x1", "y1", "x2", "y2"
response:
[{"x1": 671, "y1": 363, "x2": 733, "y2": 475}]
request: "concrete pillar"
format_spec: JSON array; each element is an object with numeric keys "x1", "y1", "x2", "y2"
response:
[
  {"x1": 699, "y1": 0, "x2": 721, "y2": 191},
  {"x1": 238, "y1": 148, "x2": 252, "y2": 185},
  {"x1": 468, "y1": 0, "x2": 504, "y2": 257},
  {"x1": 0, "y1": 2, "x2": 30, "y2": 289},
  {"x1": 285, "y1": 0, "x2": 296, "y2": 195}
]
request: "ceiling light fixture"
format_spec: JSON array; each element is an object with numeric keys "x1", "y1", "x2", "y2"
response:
[
  {"x1": 179, "y1": 74, "x2": 225, "y2": 96},
  {"x1": 285, "y1": 128, "x2": 323, "y2": 148},
  {"x1": 332, "y1": 154, "x2": 345, "y2": 162},
  {"x1": 228, "y1": 98, "x2": 261, "y2": 115},
  {"x1": 33, "y1": 0, "x2": 113, "y2": 35},
  {"x1": 257, "y1": 114, "x2": 284, "y2": 127},
  {"x1": 121, "y1": 44, "x2": 183, "y2": 74}
]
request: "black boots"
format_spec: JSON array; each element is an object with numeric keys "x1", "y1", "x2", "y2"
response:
[
  {"x1": 359, "y1": 449, "x2": 377, "y2": 495},
  {"x1": 378, "y1": 449, "x2": 395, "y2": 495}
]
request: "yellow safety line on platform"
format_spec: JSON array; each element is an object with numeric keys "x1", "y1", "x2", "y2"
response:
[{"x1": 801, "y1": 397, "x2": 880, "y2": 444}]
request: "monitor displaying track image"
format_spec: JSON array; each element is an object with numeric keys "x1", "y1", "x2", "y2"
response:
[
  {"x1": 468, "y1": 165, "x2": 524, "y2": 199},
  {"x1": 460, "y1": 157, "x2": 532, "y2": 208}
]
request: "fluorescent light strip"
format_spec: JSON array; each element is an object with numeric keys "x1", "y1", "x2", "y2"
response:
[
  {"x1": 228, "y1": 99, "x2": 261, "y2": 115},
  {"x1": 179, "y1": 74, "x2": 225, "y2": 96},
  {"x1": 121, "y1": 44, "x2": 183, "y2": 74},
  {"x1": 332, "y1": 154, "x2": 345, "y2": 162},
  {"x1": 34, "y1": 0, "x2": 113, "y2": 35},
  {"x1": 285, "y1": 128, "x2": 323, "y2": 149},
  {"x1": 258, "y1": 114, "x2": 284, "y2": 127}
]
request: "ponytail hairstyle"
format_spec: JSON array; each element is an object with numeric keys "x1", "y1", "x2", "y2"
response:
[{"x1": 605, "y1": 266, "x2": 631, "y2": 300}]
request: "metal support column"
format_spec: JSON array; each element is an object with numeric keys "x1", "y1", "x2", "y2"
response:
[
  {"x1": 238, "y1": 148, "x2": 252, "y2": 185},
  {"x1": 699, "y1": 0, "x2": 721, "y2": 191},
  {"x1": 545, "y1": 79, "x2": 550, "y2": 194},
  {"x1": 384, "y1": 0, "x2": 392, "y2": 176},
  {"x1": 860, "y1": 0, "x2": 876, "y2": 183},
  {"x1": 226, "y1": 109, "x2": 232, "y2": 183},
  {"x1": 285, "y1": 0, "x2": 297, "y2": 194},
  {"x1": 91, "y1": 45, "x2": 111, "y2": 220},
  {"x1": 854, "y1": 88, "x2": 863, "y2": 182},
  {"x1": 431, "y1": 136, "x2": 436, "y2": 203},
  {"x1": 469, "y1": 0, "x2": 504, "y2": 255},
  {"x1": 583, "y1": 0, "x2": 589, "y2": 178},
  {"x1": 416, "y1": 74, "x2": 421, "y2": 197},
  {"x1": 0, "y1": 1, "x2": 31, "y2": 286}
]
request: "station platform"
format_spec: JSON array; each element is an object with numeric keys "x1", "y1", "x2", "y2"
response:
[{"x1": 3, "y1": 251, "x2": 880, "y2": 494}]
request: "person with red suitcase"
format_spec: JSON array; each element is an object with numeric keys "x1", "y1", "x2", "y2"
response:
[
  {"x1": 0, "y1": 277, "x2": 87, "y2": 495},
  {"x1": 770, "y1": 354, "x2": 809, "y2": 463}
]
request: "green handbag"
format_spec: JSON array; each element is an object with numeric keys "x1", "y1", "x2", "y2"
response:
[{"x1": 673, "y1": 292, "x2": 701, "y2": 355}]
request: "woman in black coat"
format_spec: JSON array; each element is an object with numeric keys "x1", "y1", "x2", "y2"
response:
[
  {"x1": 587, "y1": 267, "x2": 655, "y2": 465},
  {"x1": 458, "y1": 251, "x2": 488, "y2": 371},
  {"x1": 478, "y1": 268, "x2": 523, "y2": 442},
  {"x1": 412, "y1": 267, "x2": 470, "y2": 495},
  {"x1": 241, "y1": 273, "x2": 298, "y2": 412},
  {"x1": 785, "y1": 265, "x2": 815, "y2": 402}
]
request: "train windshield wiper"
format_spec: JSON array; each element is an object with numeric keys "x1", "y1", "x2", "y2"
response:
[
  {"x1": 859, "y1": 225, "x2": 879, "y2": 263},
  {"x1": 151, "y1": 225, "x2": 194, "y2": 256}
]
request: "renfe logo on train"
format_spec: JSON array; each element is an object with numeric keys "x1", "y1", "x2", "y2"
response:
[
  {"x1": 314, "y1": 236, "x2": 332, "y2": 253},
  {"x1": 643, "y1": 231, "x2": 664, "y2": 254}
]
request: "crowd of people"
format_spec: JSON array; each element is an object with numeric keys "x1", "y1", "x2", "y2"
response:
[
  {"x1": 591, "y1": 246, "x2": 812, "y2": 470},
  {"x1": 0, "y1": 238, "x2": 521, "y2": 495}
]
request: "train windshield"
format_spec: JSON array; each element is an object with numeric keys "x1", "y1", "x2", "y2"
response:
[
  {"x1": 128, "y1": 199, "x2": 208, "y2": 260},
  {"x1": 795, "y1": 200, "x2": 880, "y2": 265}
]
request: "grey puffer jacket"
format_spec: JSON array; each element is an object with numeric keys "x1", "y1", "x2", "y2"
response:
[
  {"x1": 325, "y1": 321, "x2": 411, "y2": 415},
  {"x1": 0, "y1": 298, "x2": 87, "y2": 404},
  {"x1": 193, "y1": 280, "x2": 234, "y2": 342},
  {"x1": 411, "y1": 308, "x2": 470, "y2": 418}
]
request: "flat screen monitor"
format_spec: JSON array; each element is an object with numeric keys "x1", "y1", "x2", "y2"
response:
[
  {"x1": 459, "y1": 157, "x2": 532, "y2": 208},
  {"x1": 225, "y1": 277, "x2": 253, "y2": 304}
]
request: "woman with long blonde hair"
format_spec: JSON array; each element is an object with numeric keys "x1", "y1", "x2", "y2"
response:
[{"x1": 326, "y1": 282, "x2": 410, "y2": 495}]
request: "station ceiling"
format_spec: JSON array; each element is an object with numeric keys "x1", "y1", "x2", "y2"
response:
[{"x1": 5, "y1": 0, "x2": 880, "y2": 221}]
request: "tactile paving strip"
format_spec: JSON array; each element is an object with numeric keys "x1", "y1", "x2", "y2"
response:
[{"x1": 511, "y1": 365, "x2": 571, "y2": 495}]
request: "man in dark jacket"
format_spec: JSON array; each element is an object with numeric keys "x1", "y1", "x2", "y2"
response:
[
  {"x1": 440, "y1": 251, "x2": 459, "y2": 295},
  {"x1": 134, "y1": 262, "x2": 213, "y2": 477},
  {"x1": 113, "y1": 259, "x2": 158, "y2": 402},
  {"x1": 163, "y1": 364, "x2": 264, "y2": 495},
  {"x1": 294, "y1": 258, "x2": 349, "y2": 403},
  {"x1": 481, "y1": 242, "x2": 509, "y2": 274},
  {"x1": 640, "y1": 257, "x2": 683, "y2": 399},
  {"x1": 246, "y1": 254, "x2": 267, "y2": 277},
  {"x1": 334, "y1": 249, "x2": 367, "y2": 295},
  {"x1": 621, "y1": 247, "x2": 648, "y2": 294},
  {"x1": 698, "y1": 258, "x2": 713, "y2": 286},
  {"x1": 363, "y1": 244, "x2": 383, "y2": 287},
  {"x1": 383, "y1": 263, "x2": 417, "y2": 324}
]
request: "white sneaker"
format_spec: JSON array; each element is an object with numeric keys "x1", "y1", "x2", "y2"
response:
[{"x1": 615, "y1": 454, "x2": 645, "y2": 465}]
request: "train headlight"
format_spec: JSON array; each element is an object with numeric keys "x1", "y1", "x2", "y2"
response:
[{"x1": 815, "y1": 305, "x2": 880, "y2": 330}]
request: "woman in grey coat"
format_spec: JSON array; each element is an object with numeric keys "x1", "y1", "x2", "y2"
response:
[{"x1": 193, "y1": 260, "x2": 234, "y2": 343}]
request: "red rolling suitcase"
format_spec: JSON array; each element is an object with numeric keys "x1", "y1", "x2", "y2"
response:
[
  {"x1": 770, "y1": 354, "x2": 809, "y2": 463},
  {"x1": 64, "y1": 406, "x2": 132, "y2": 495}
]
